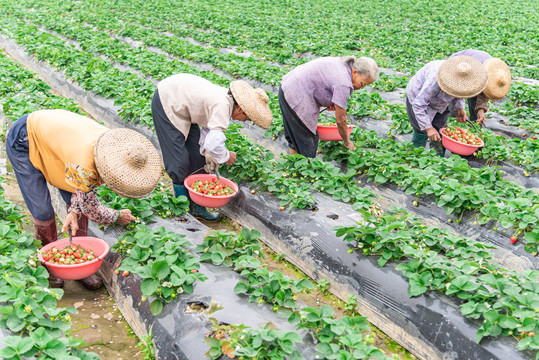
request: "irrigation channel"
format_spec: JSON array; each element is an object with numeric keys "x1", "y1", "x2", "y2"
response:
[{"x1": 1, "y1": 21, "x2": 538, "y2": 360}]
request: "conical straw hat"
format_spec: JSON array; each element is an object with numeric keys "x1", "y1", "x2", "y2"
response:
[
  {"x1": 230, "y1": 80, "x2": 273, "y2": 129},
  {"x1": 95, "y1": 128, "x2": 162, "y2": 199},
  {"x1": 437, "y1": 55, "x2": 488, "y2": 98},
  {"x1": 483, "y1": 57, "x2": 511, "y2": 100}
]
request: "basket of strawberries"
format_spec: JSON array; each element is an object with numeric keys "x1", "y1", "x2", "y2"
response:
[{"x1": 440, "y1": 126, "x2": 484, "y2": 156}]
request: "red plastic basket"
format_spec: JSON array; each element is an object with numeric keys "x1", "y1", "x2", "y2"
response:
[
  {"x1": 184, "y1": 174, "x2": 239, "y2": 208},
  {"x1": 440, "y1": 127, "x2": 484, "y2": 156},
  {"x1": 38, "y1": 237, "x2": 110, "y2": 280},
  {"x1": 317, "y1": 124, "x2": 355, "y2": 141}
]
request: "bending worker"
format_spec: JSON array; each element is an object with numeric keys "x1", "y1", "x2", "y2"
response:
[
  {"x1": 6, "y1": 109, "x2": 162, "y2": 289},
  {"x1": 449, "y1": 49, "x2": 512, "y2": 125},
  {"x1": 151, "y1": 74, "x2": 272, "y2": 222},
  {"x1": 406, "y1": 55, "x2": 488, "y2": 157},
  {"x1": 279, "y1": 56, "x2": 378, "y2": 157}
]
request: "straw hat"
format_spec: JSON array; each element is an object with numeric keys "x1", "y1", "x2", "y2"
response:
[
  {"x1": 437, "y1": 56, "x2": 488, "y2": 98},
  {"x1": 95, "y1": 128, "x2": 162, "y2": 199},
  {"x1": 230, "y1": 80, "x2": 273, "y2": 129},
  {"x1": 483, "y1": 57, "x2": 511, "y2": 100}
]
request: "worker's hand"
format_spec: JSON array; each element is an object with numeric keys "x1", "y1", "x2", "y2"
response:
[
  {"x1": 343, "y1": 141, "x2": 357, "y2": 151},
  {"x1": 204, "y1": 154, "x2": 219, "y2": 174},
  {"x1": 456, "y1": 108, "x2": 467, "y2": 123},
  {"x1": 327, "y1": 104, "x2": 336, "y2": 111},
  {"x1": 226, "y1": 151, "x2": 237, "y2": 166},
  {"x1": 426, "y1": 127, "x2": 441, "y2": 142},
  {"x1": 62, "y1": 212, "x2": 79, "y2": 236},
  {"x1": 117, "y1": 209, "x2": 136, "y2": 226},
  {"x1": 476, "y1": 109, "x2": 486, "y2": 126}
]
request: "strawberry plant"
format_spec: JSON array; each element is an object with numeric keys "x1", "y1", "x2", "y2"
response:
[
  {"x1": 234, "y1": 268, "x2": 314, "y2": 313},
  {"x1": 335, "y1": 207, "x2": 539, "y2": 355},
  {"x1": 195, "y1": 228, "x2": 264, "y2": 268},
  {"x1": 289, "y1": 305, "x2": 387, "y2": 360},
  {"x1": 97, "y1": 182, "x2": 189, "y2": 227},
  {"x1": 112, "y1": 225, "x2": 207, "y2": 315}
]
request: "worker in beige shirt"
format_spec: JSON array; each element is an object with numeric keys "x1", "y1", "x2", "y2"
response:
[{"x1": 152, "y1": 74, "x2": 272, "y2": 221}]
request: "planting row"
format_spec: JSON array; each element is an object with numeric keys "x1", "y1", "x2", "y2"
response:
[
  {"x1": 110, "y1": 224, "x2": 391, "y2": 359},
  {"x1": 9, "y1": 1, "x2": 539, "y2": 141},
  {"x1": 42, "y1": 0, "x2": 539, "y2": 79},
  {"x1": 2, "y1": 29, "x2": 538, "y2": 357},
  {"x1": 1, "y1": 9, "x2": 537, "y2": 250},
  {"x1": 0, "y1": 47, "x2": 399, "y2": 359},
  {"x1": 2, "y1": 7, "x2": 535, "y2": 252},
  {"x1": 1, "y1": 4, "x2": 537, "y2": 180},
  {"x1": 3, "y1": 1, "x2": 537, "y2": 175}
]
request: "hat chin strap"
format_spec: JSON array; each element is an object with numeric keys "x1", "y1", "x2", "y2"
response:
[{"x1": 127, "y1": 144, "x2": 148, "y2": 168}]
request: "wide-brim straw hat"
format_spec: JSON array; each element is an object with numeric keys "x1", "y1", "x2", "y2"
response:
[
  {"x1": 437, "y1": 55, "x2": 488, "y2": 98},
  {"x1": 95, "y1": 128, "x2": 162, "y2": 199},
  {"x1": 230, "y1": 80, "x2": 273, "y2": 129},
  {"x1": 483, "y1": 57, "x2": 511, "y2": 100}
]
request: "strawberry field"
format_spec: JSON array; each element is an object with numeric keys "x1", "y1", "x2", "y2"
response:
[{"x1": 0, "y1": 0, "x2": 538, "y2": 359}]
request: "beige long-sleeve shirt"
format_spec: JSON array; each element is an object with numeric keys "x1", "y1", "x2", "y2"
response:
[{"x1": 157, "y1": 74, "x2": 233, "y2": 139}]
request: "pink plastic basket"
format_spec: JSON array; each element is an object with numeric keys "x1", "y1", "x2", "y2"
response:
[
  {"x1": 184, "y1": 174, "x2": 238, "y2": 208},
  {"x1": 440, "y1": 127, "x2": 484, "y2": 156},
  {"x1": 317, "y1": 124, "x2": 355, "y2": 141},
  {"x1": 38, "y1": 237, "x2": 109, "y2": 280}
]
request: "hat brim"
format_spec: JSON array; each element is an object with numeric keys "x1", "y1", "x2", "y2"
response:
[
  {"x1": 437, "y1": 56, "x2": 488, "y2": 99},
  {"x1": 230, "y1": 81, "x2": 273, "y2": 129},
  {"x1": 95, "y1": 129, "x2": 162, "y2": 199},
  {"x1": 483, "y1": 58, "x2": 511, "y2": 100}
]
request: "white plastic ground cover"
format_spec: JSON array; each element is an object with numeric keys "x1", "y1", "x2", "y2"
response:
[
  {"x1": 221, "y1": 189, "x2": 535, "y2": 360},
  {"x1": 49, "y1": 192, "x2": 318, "y2": 360},
  {"x1": 2, "y1": 32, "x2": 536, "y2": 359}
]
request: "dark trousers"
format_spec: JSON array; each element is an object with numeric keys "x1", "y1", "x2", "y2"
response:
[
  {"x1": 278, "y1": 87, "x2": 318, "y2": 158},
  {"x1": 406, "y1": 97, "x2": 450, "y2": 134},
  {"x1": 5, "y1": 115, "x2": 73, "y2": 221},
  {"x1": 151, "y1": 90, "x2": 206, "y2": 186}
]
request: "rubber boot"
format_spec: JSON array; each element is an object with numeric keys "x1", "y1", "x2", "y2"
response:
[
  {"x1": 430, "y1": 140, "x2": 446, "y2": 157},
  {"x1": 411, "y1": 132, "x2": 428, "y2": 148},
  {"x1": 173, "y1": 184, "x2": 221, "y2": 222},
  {"x1": 34, "y1": 218, "x2": 64, "y2": 288},
  {"x1": 65, "y1": 206, "x2": 102, "y2": 290}
]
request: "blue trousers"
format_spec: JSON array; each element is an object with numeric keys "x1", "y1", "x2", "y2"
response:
[{"x1": 5, "y1": 115, "x2": 73, "y2": 221}]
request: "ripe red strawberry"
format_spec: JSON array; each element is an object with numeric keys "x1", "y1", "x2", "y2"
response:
[
  {"x1": 510, "y1": 236, "x2": 518, "y2": 244},
  {"x1": 533, "y1": 136, "x2": 537, "y2": 140}
]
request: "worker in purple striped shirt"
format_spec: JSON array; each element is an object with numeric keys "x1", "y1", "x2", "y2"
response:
[
  {"x1": 450, "y1": 49, "x2": 512, "y2": 125},
  {"x1": 405, "y1": 56, "x2": 488, "y2": 157},
  {"x1": 279, "y1": 56, "x2": 378, "y2": 157}
]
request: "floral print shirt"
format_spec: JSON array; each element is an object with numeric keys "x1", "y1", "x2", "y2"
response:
[{"x1": 65, "y1": 163, "x2": 120, "y2": 225}]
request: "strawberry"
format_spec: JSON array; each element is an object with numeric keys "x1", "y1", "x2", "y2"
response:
[{"x1": 510, "y1": 236, "x2": 518, "y2": 244}]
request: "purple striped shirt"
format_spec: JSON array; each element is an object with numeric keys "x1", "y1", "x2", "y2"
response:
[
  {"x1": 281, "y1": 57, "x2": 353, "y2": 134},
  {"x1": 451, "y1": 49, "x2": 492, "y2": 64},
  {"x1": 406, "y1": 61, "x2": 465, "y2": 131}
]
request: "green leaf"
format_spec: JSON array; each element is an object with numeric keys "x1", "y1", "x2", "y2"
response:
[
  {"x1": 141, "y1": 278, "x2": 159, "y2": 296},
  {"x1": 234, "y1": 281, "x2": 249, "y2": 294},
  {"x1": 150, "y1": 299, "x2": 164, "y2": 315}
]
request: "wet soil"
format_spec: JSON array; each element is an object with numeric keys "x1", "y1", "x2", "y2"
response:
[{"x1": 57, "y1": 281, "x2": 143, "y2": 359}]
